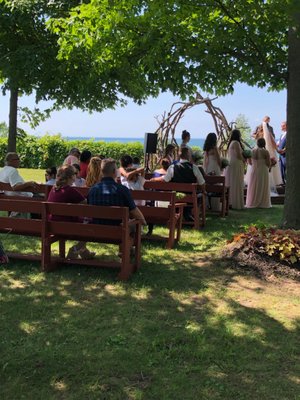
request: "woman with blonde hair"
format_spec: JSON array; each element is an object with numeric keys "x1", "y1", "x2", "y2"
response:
[
  {"x1": 47, "y1": 165, "x2": 95, "y2": 259},
  {"x1": 85, "y1": 157, "x2": 102, "y2": 187}
]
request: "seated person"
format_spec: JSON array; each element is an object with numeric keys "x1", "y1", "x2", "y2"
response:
[
  {"x1": 79, "y1": 150, "x2": 92, "y2": 179},
  {"x1": 88, "y1": 158, "x2": 146, "y2": 226},
  {"x1": 122, "y1": 167, "x2": 146, "y2": 206},
  {"x1": 63, "y1": 148, "x2": 81, "y2": 166},
  {"x1": 152, "y1": 147, "x2": 206, "y2": 221},
  {"x1": 119, "y1": 154, "x2": 144, "y2": 185},
  {"x1": 85, "y1": 157, "x2": 102, "y2": 187},
  {"x1": 132, "y1": 156, "x2": 141, "y2": 168},
  {"x1": 0, "y1": 152, "x2": 39, "y2": 197},
  {"x1": 45, "y1": 167, "x2": 57, "y2": 186},
  {"x1": 47, "y1": 165, "x2": 95, "y2": 260},
  {"x1": 153, "y1": 158, "x2": 170, "y2": 177},
  {"x1": 73, "y1": 164, "x2": 86, "y2": 187}
]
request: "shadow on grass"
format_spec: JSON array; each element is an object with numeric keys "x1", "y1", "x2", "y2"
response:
[
  {"x1": 1, "y1": 251, "x2": 299, "y2": 399},
  {"x1": 2, "y1": 205, "x2": 297, "y2": 399}
]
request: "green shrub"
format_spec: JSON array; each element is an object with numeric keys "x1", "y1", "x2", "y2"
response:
[{"x1": 0, "y1": 135, "x2": 144, "y2": 168}]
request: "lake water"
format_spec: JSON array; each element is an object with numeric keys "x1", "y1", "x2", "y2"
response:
[{"x1": 65, "y1": 136, "x2": 205, "y2": 148}]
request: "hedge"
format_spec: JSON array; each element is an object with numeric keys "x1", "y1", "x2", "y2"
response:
[{"x1": 0, "y1": 135, "x2": 144, "y2": 169}]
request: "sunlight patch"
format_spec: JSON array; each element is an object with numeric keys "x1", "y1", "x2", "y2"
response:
[
  {"x1": 52, "y1": 380, "x2": 68, "y2": 391},
  {"x1": 19, "y1": 321, "x2": 38, "y2": 334},
  {"x1": 9, "y1": 279, "x2": 27, "y2": 289},
  {"x1": 104, "y1": 284, "x2": 126, "y2": 296},
  {"x1": 65, "y1": 299, "x2": 82, "y2": 307},
  {"x1": 185, "y1": 321, "x2": 201, "y2": 332}
]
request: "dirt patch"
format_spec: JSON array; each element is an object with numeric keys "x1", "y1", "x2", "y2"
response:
[{"x1": 223, "y1": 242, "x2": 300, "y2": 281}]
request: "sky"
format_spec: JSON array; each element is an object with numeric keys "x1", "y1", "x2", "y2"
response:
[{"x1": 0, "y1": 83, "x2": 287, "y2": 140}]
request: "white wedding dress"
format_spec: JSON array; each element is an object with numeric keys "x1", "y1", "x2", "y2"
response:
[{"x1": 262, "y1": 122, "x2": 282, "y2": 191}]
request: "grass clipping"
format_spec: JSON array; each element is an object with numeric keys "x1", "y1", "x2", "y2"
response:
[{"x1": 223, "y1": 225, "x2": 300, "y2": 281}]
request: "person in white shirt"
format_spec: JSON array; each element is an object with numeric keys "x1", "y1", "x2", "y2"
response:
[
  {"x1": 152, "y1": 147, "x2": 206, "y2": 221},
  {"x1": 0, "y1": 152, "x2": 38, "y2": 197},
  {"x1": 180, "y1": 130, "x2": 193, "y2": 161}
]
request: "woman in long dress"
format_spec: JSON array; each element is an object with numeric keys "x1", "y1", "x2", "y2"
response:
[
  {"x1": 246, "y1": 138, "x2": 271, "y2": 208},
  {"x1": 262, "y1": 119, "x2": 282, "y2": 190},
  {"x1": 225, "y1": 129, "x2": 245, "y2": 210},
  {"x1": 203, "y1": 132, "x2": 222, "y2": 211},
  {"x1": 203, "y1": 132, "x2": 221, "y2": 176}
]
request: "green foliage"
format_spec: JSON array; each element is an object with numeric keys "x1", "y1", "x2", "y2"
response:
[
  {"x1": 0, "y1": 121, "x2": 8, "y2": 137},
  {"x1": 235, "y1": 114, "x2": 255, "y2": 148},
  {"x1": 231, "y1": 225, "x2": 300, "y2": 264},
  {"x1": 0, "y1": 134, "x2": 144, "y2": 168}
]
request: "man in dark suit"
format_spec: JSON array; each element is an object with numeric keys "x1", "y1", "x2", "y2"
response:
[{"x1": 277, "y1": 121, "x2": 287, "y2": 184}]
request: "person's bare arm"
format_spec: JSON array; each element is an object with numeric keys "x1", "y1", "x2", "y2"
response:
[
  {"x1": 13, "y1": 181, "x2": 39, "y2": 193},
  {"x1": 130, "y1": 207, "x2": 147, "y2": 225}
]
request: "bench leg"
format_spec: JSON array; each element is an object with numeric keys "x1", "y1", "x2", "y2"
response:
[
  {"x1": 41, "y1": 238, "x2": 55, "y2": 272},
  {"x1": 133, "y1": 227, "x2": 141, "y2": 272},
  {"x1": 59, "y1": 240, "x2": 66, "y2": 258}
]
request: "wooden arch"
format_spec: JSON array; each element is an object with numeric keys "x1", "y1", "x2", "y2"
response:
[{"x1": 153, "y1": 92, "x2": 233, "y2": 160}]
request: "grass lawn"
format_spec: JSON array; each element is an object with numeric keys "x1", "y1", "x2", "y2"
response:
[{"x1": 0, "y1": 170, "x2": 299, "y2": 399}]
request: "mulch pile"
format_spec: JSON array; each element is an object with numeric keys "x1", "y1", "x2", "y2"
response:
[{"x1": 223, "y1": 241, "x2": 300, "y2": 281}]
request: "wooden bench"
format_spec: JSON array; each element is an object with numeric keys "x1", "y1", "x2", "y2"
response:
[
  {"x1": 0, "y1": 197, "x2": 142, "y2": 280},
  {"x1": 144, "y1": 181, "x2": 206, "y2": 228},
  {"x1": 41, "y1": 202, "x2": 142, "y2": 280},
  {"x1": 0, "y1": 182, "x2": 51, "y2": 200},
  {"x1": 130, "y1": 190, "x2": 184, "y2": 249},
  {"x1": 204, "y1": 175, "x2": 230, "y2": 217},
  {"x1": 43, "y1": 185, "x2": 184, "y2": 248},
  {"x1": 0, "y1": 198, "x2": 46, "y2": 263}
]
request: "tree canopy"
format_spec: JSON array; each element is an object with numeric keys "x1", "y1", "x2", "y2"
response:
[{"x1": 49, "y1": 0, "x2": 291, "y2": 104}]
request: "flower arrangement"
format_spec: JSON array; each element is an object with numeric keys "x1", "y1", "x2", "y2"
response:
[
  {"x1": 269, "y1": 157, "x2": 277, "y2": 171},
  {"x1": 192, "y1": 150, "x2": 203, "y2": 165},
  {"x1": 221, "y1": 158, "x2": 229, "y2": 169},
  {"x1": 242, "y1": 149, "x2": 252, "y2": 159}
]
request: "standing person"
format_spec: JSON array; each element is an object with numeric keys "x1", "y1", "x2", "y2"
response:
[
  {"x1": 203, "y1": 132, "x2": 221, "y2": 176},
  {"x1": 85, "y1": 157, "x2": 102, "y2": 187},
  {"x1": 0, "y1": 152, "x2": 39, "y2": 197},
  {"x1": 203, "y1": 132, "x2": 222, "y2": 211},
  {"x1": 225, "y1": 129, "x2": 245, "y2": 210},
  {"x1": 261, "y1": 116, "x2": 282, "y2": 190},
  {"x1": 47, "y1": 165, "x2": 95, "y2": 259},
  {"x1": 277, "y1": 121, "x2": 287, "y2": 185},
  {"x1": 63, "y1": 148, "x2": 81, "y2": 166},
  {"x1": 246, "y1": 138, "x2": 271, "y2": 208},
  {"x1": 79, "y1": 150, "x2": 92, "y2": 179},
  {"x1": 180, "y1": 130, "x2": 193, "y2": 161}
]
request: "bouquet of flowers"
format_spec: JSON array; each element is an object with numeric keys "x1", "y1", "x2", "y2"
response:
[
  {"x1": 242, "y1": 149, "x2": 252, "y2": 159},
  {"x1": 192, "y1": 150, "x2": 203, "y2": 165},
  {"x1": 220, "y1": 158, "x2": 229, "y2": 169},
  {"x1": 269, "y1": 157, "x2": 277, "y2": 171}
]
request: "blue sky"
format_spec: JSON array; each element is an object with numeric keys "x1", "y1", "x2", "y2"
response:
[{"x1": 0, "y1": 83, "x2": 286, "y2": 140}]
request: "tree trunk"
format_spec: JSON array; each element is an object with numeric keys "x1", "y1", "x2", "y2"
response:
[
  {"x1": 283, "y1": 18, "x2": 300, "y2": 229},
  {"x1": 7, "y1": 87, "x2": 18, "y2": 152}
]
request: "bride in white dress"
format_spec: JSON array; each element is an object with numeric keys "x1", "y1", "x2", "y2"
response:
[{"x1": 262, "y1": 117, "x2": 282, "y2": 191}]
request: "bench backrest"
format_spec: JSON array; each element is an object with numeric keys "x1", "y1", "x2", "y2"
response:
[
  {"x1": 0, "y1": 198, "x2": 43, "y2": 235},
  {"x1": 0, "y1": 182, "x2": 50, "y2": 200},
  {"x1": 205, "y1": 175, "x2": 227, "y2": 194},
  {"x1": 42, "y1": 202, "x2": 130, "y2": 241},
  {"x1": 144, "y1": 181, "x2": 200, "y2": 203}
]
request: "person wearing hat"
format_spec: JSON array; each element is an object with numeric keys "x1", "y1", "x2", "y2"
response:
[{"x1": 63, "y1": 148, "x2": 81, "y2": 166}]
